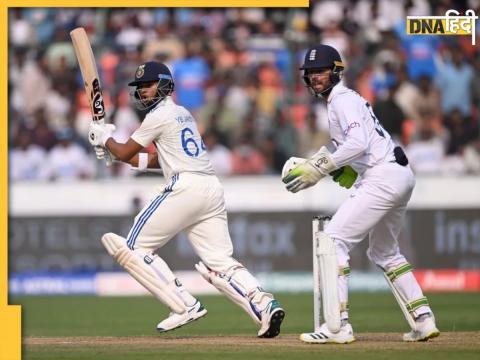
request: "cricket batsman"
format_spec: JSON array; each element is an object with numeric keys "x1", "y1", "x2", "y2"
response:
[
  {"x1": 87, "y1": 61, "x2": 285, "y2": 337},
  {"x1": 282, "y1": 44, "x2": 439, "y2": 343}
]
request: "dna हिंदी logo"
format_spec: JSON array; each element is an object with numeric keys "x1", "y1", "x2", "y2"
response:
[{"x1": 406, "y1": 9, "x2": 478, "y2": 45}]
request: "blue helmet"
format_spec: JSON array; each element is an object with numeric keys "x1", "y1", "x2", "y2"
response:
[
  {"x1": 300, "y1": 45, "x2": 345, "y2": 96},
  {"x1": 128, "y1": 61, "x2": 174, "y2": 110}
]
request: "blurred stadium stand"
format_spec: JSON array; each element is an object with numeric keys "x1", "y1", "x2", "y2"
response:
[{"x1": 8, "y1": 3, "x2": 480, "y2": 180}]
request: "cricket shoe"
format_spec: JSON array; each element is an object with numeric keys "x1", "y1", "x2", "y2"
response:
[
  {"x1": 403, "y1": 313, "x2": 440, "y2": 342},
  {"x1": 257, "y1": 300, "x2": 285, "y2": 338},
  {"x1": 157, "y1": 300, "x2": 207, "y2": 333},
  {"x1": 300, "y1": 322, "x2": 355, "y2": 344}
]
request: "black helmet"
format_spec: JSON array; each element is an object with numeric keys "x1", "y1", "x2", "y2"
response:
[
  {"x1": 128, "y1": 61, "x2": 175, "y2": 110},
  {"x1": 300, "y1": 45, "x2": 345, "y2": 96}
]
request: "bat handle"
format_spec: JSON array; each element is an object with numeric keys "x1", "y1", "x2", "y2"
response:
[{"x1": 104, "y1": 152, "x2": 113, "y2": 167}]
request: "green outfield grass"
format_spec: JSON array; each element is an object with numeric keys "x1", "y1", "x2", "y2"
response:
[{"x1": 13, "y1": 292, "x2": 480, "y2": 360}]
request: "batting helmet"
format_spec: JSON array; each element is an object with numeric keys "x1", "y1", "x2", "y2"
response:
[
  {"x1": 300, "y1": 45, "x2": 345, "y2": 96},
  {"x1": 128, "y1": 61, "x2": 174, "y2": 110}
]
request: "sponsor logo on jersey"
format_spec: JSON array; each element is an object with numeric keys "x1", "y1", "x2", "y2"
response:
[{"x1": 344, "y1": 122, "x2": 360, "y2": 136}]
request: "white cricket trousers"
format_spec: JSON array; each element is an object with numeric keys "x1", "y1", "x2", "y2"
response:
[
  {"x1": 125, "y1": 172, "x2": 239, "y2": 272},
  {"x1": 325, "y1": 162, "x2": 416, "y2": 270}
]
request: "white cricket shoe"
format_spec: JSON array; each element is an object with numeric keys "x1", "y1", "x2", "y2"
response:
[
  {"x1": 157, "y1": 300, "x2": 207, "y2": 333},
  {"x1": 257, "y1": 300, "x2": 285, "y2": 338},
  {"x1": 300, "y1": 322, "x2": 355, "y2": 344},
  {"x1": 403, "y1": 313, "x2": 440, "y2": 342}
]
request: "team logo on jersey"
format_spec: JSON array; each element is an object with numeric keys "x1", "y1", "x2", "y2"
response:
[
  {"x1": 309, "y1": 49, "x2": 317, "y2": 60},
  {"x1": 136, "y1": 65, "x2": 145, "y2": 79}
]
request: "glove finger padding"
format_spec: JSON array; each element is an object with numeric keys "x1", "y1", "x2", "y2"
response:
[
  {"x1": 94, "y1": 146, "x2": 106, "y2": 159},
  {"x1": 287, "y1": 179, "x2": 312, "y2": 193},
  {"x1": 281, "y1": 157, "x2": 306, "y2": 180}
]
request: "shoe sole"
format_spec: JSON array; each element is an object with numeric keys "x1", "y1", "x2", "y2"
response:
[
  {"x1": 299, "y1": 334, "x2": 356, "y2": 344},
  {"x1": 157, "y1": 309, "x2": 208, "y2": 333},
  {"x1": 258, "y1": 309, "x2": 285, "y2": 338},
  {"x1": 404, "y1": 330, "x2": 440, "y2": 342},
  {"x1": 421, "y1": 330, "x2": 440, "y2": 341}
]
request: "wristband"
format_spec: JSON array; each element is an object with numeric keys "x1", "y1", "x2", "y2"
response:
[{"x1": 138, "y1": 153, "x2": 148, "y2": 171}]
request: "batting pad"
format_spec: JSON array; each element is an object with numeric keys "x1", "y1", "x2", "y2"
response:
[
  {"x1": 195, "y1": 262, "x2": 263, "y2": 325},
  {"x1": 101, "y1": 233, "x2": 187, "y2": 314},
  {"x1": 317, "y1": 232, "x2": 341, "y2": 333}
]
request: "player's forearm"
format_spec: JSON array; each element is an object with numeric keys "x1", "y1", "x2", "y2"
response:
[
  {"x1": 105, "y1": 137, "x2": 143, "y2": 162},
  {"x1": 105, "y1": 139, "x2": 134, "y2": 162},
  {"x1": 127, "y1": 153, "x2": 160, "y2": 168}
]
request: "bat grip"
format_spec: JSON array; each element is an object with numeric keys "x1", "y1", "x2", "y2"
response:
[{"x1": 104, "y1": 152, "x2": 113, "y2": 167}]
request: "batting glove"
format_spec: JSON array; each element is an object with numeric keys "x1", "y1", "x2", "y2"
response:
[
  {"x1": 282, "y1": 147, "x2": 337, "y2": 193},
  {"x1": 93, "y1": 145, "x2": 115, "y2": 161},
  {"x1": 330, "y1": 165, "x2": 358, "y2": 189},
  {"x1": 88, "y1": 122, "x2": 116, "y2": 147}
]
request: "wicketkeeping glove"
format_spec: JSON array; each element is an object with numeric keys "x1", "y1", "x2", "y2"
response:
[
  {"x1": 281, "y1": 157, "x2": 306, "y2": 179},
  {"x1": 330, "y1": 165, "x2": 358, "y2": 189},
  {"x1": 282, "y1": 147, "x2": 338, "y2": 193}
]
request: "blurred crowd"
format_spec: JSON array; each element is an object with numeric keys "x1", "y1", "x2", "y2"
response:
[{"x1": 8, "y1": 0, "x2": 480, "y2": 182}]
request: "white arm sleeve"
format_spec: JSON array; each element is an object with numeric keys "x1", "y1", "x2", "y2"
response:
[
  {"x1": 130, "y1": 111, "x2": 168, "y2": 147},
  {"x1": 330, "y1": 100, "x2": 369, "y2": 168}
]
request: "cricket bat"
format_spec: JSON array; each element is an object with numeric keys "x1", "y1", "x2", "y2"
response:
[{"x1": 70, "y1": 27, "x2": 112, "y2": 166}]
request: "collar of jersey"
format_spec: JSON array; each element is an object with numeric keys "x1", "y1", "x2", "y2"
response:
[
  {"x1": 326, "y1": 83, "x2": 345, "y2": 104},
  {"x1": 149, "y1": 96, "x2": 172, "y2": 113}
]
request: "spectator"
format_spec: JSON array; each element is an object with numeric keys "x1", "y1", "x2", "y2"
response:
[
  {"x1": 10, "y1": 49, "x2": 51, "y2": 118},
  {"x1": 406, "y1": 117, "x2": 446, "y2": 175},
  {"x1": 197, "y1": 82, "x2": 242, "y2": 146},
  {"x1": 394, "y1": 22, "x2": 440, "y2": 81},
  {"x1": 394, "y1": 65, "x2": 420, "y2": 122},
  {"x1": 9, "y1": 8, "x2": 34, "y2": 48},
  {"x1": 411, "y1": 74, "x2": 441, "y2": 128},
  {"x1": 173, "y1": 40, "x2": 211, "y2": 113},
  {"x1": 373, "y1": 83, "x2": 406, "y2": 143},
  {"x1": 43, "y1": 127, "x2": 94, "y2": 181},
  {"x1": 231, "y1": 135, "x2": 266, "y2": 175},
  {"x1": 29, "y1": 108, "x2": 57, "y2": 151},
  {"x1": 203, "y1": 131, "x2": 232, "y2": 176},
  {"x1": 444, "y1": 109, "x2": 475, "y2": 155},
  {"x1": 298, "y1": 110, "x2": 329, "y2": 158},
  {"x1": 9, "y1": 130, "x2": 47, "y2": 181},
  {"x1": 435, "y1": 48, "x2": 474, "y2": 117},
  {"x1": 269, "y1": 106, "x2": 298, "y2": 167}
]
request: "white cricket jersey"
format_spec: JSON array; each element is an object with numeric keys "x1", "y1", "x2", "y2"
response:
[
  {"x1": 131, "y1": 96, "x2": 215, "y2": 180},
  {"x1": 326, "y1": 83, "x2": 396, "y2": 175}
]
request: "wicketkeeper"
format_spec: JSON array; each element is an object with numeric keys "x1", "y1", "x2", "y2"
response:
[
  {"x1": 88, "y1": 61, "x2": 285, "y2": 337},
  {"x1": 282, "y1": 45, "x2": 439, "y2": 344}
]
